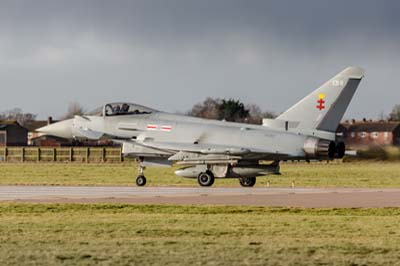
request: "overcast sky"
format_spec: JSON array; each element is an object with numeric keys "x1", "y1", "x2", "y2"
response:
[{"x1": 0, "y1": 0, "x2": 399, "y2": 119}]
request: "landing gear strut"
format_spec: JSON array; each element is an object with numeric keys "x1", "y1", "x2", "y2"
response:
[
  {"x1": 136, "y1": 165, "x2": 147, "y2": 186},
  {"x1": 197, "y1": 171, "x2": 215, "y2": 187},
  {"x1": 239, "y1": 177, "x2": 256, "y2": 187}
]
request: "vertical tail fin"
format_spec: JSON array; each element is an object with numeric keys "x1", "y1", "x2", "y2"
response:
[{"x1": 276, "y1": 66, "x2": 365, "y2": 132}]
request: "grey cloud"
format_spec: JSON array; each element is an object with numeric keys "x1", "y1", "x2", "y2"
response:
[{"x1": 0, "y1": 0, "x2": 399, "y2": 119}]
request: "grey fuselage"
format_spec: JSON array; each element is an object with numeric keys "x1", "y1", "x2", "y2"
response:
[{"x1": 73, "y1": 111, "x2": 308, "y2": 160}]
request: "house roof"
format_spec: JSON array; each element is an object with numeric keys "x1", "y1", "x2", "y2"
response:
[
  {"x1": 342, "y1": 121, "x2": 400, "y2": 132},
  {"x1": 0, "y1": 120, "x2": 24, "y2": 130},
  {"x1": 0, "y1": 120, "x2": 60, "y2": 132},
  {"x1": 24, "y1": 120, "x2": 49, "y2": 132},
  {"x1": 0, "y1": 120, "x2": 19, "y2": 125}
]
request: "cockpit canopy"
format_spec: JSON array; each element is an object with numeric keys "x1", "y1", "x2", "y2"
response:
[{"x1": 86, "y1": 102, "x2": 157, "y2": 117}]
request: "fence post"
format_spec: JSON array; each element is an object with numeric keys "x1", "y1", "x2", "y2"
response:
[
  {"x1": 53, "y1": 148, "x2": 56, "y2": 162},
  {"x1": 120, "y1": 147, "x2": 123, "y2": 162},
  {"x1": 21, "y1": 147, "x2": 24, "y2": 162},
  {"x1": 102, "y1": 147, "x2": 105, "y2": 163},
  {"x1": 37, "y1": 147, "x2": 40, "y2": 162},
  {"x1": 86, "y1": 147, "x2": 89, "y2": 163},
  {"x1": 69, "y1": 147, "x2": 73, "y2": 162},
  {"x1": 5, "y1": 147, "x2": 7, "y2": 162}
]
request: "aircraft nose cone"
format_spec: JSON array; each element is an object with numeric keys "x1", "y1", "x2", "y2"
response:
[{"x1": 36, "y1": 119, "x2": 74, "y2": 139}]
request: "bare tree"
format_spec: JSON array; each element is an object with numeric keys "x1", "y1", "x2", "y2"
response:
[
  {"x1": 62, "y1": 102, "x2": 85, "y2": 119},
  {"x1": 389, "y1": 105, "x2": 400, "y2": 121},
  {"x1": 188, "y1": 97, "x2": 221, "y2": 120},
  {"x1": 378, "y1": 111, "x2": 386, "y2": 121},
  {"x1": 244, "y1": 104, "x2": 276, "y2": 124},
  {"x1": 0, "y1": 108, "x2": 37, "y2": 126}
]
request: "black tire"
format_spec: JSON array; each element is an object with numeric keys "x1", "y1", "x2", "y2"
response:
[
  {"x1": 197, "y1": 171, "x2": 215, "y2": 187},
  {"x1": 239, "y1": 177, "x2": 256, "y2": 187},
  {"x1": 136, "y1": 175, "x2": 147, "y2": 186}
]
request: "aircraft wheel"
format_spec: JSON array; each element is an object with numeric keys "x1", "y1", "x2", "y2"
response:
[
  {"x1": 198, "y1": 171, "x2": 215, "y2": 187},
  {"x1": 136, "y1": 175, "x2": 147, "y2": 186},
  {"x1": 239, "y1": 177, "x2": 256, "y2": 187}
]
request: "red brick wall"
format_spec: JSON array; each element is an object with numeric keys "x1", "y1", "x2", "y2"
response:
[{"x1": 345, "y1": 131, "x2": 393, "y2": 148}]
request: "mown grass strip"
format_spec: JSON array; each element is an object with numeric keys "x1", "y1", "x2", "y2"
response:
[
  {"x1": 1, "y1": 161, "x2": 400, "y2": 188},
  {"x1": 1, "y1": 204, "x2": 400, "y2": 265}
]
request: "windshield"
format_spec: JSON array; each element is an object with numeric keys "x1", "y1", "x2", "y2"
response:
[{"x1": 104, "y1": 102, "x2": 156, "y2": 116}]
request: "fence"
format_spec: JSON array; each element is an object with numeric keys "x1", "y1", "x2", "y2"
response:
[{"x1": 0, "y1": 147, "x2": 123, "y2": 163}]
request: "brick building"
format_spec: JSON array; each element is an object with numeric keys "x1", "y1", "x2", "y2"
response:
[
  {"x1": 0, "y1": 121, "x2": 28, "y2": 146},
  {"x1": 337, "y1": 120, "x2": 400, "y2": 149}
]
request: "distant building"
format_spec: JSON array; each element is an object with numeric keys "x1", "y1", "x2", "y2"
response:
[
  {"x1": 30, "y1": 135, "x2": 72, "y2": 147},
  {"x1": 337, "y1": 120, "x2": 400, "y2": 149},
  {"x1": 0, "y1": 121, "x2": 28, "y2": 146}
]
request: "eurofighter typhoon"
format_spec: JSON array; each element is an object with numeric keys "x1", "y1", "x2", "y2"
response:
[{"x1": 38, "y1": 67, "x2": 364, "y2": 187}]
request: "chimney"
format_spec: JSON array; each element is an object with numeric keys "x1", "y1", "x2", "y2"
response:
[
  {"x1": 47, "y1": 116, "x2": 53, "y2": 125},
  {"x1": 362, "y1": 118, "x2": 367, "y2": 122}
]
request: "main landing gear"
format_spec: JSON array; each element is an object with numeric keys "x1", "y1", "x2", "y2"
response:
[
  {"x1": 197, "y1": 170, "x2": 257, "y2": 187},
  {"x1": 197, "y1": 171, "x2": 215, "y2": 187},
  {"x1": 239, "y1": 177, "x2": 256, "y2": 187},
  {"x1": 136, "y1": 164, "x2": 257, "y2": 187},
  {"x1": 136, "y1": 165, "x2": 147, "y2": 186}
]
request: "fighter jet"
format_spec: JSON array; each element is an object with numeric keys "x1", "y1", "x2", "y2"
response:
[{"x1": 38, "y1": 66, "x2": 364, "y2": 187}]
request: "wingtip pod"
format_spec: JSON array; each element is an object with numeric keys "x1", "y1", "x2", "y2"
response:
[{"x1": 340, "y1": 66, "x2": 365, "y2": 79}]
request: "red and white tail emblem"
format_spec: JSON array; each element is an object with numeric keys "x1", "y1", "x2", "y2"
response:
[
  {"x1": 316, "y1": 93, "x2": 326, "y2": 111},
  {"x1": 160, "y1": 125, "x2": 172, "y2": 132}
]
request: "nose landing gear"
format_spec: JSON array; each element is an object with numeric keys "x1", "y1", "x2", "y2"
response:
[
  {"x1": 136, "y1": 175, "x2": 147, "y2": 186},
  {"x1": 136, "y1": 165, "x2": 147, "y2": 186}
]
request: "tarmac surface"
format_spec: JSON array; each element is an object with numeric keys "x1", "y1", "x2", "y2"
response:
[{"x1": 1, "y1": 186, "x2": 400, "y2": 207}]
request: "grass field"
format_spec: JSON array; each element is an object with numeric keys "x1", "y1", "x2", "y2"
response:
[
  {"x1": 1, "y1": 163, "x2": 400, "y2": 265},
  {"x1": 0, "y1": 204, "x2": 399, "y2": 265},
  {"x1": 0, "y1": 161, "x2": 400, "y2": 187}
]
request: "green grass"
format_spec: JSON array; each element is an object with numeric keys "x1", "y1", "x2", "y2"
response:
[
  {"x1": 0, "y1": 204, "x2": 400, "y2": 265},
  {"x1": 0, "y1": 161, "x2": 400, "y2": 187}
]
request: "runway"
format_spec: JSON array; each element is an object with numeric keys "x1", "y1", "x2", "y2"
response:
[{"x1": 1, "y1": 185, "x2": 400, "y2": 207}]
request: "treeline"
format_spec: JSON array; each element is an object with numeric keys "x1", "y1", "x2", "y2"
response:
[
  {"x1": 0, "y1": 101, "x2": 85, "y2": 126},
  {"x1": 188, "y1": 97, "x2": 275, "y2": 124},
  {"x1": 0, "y1": 108, "x2": 36, "y2": 126},
  {"x1": 1, "y1": 99, "x2": 276, "y2": 125}
]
